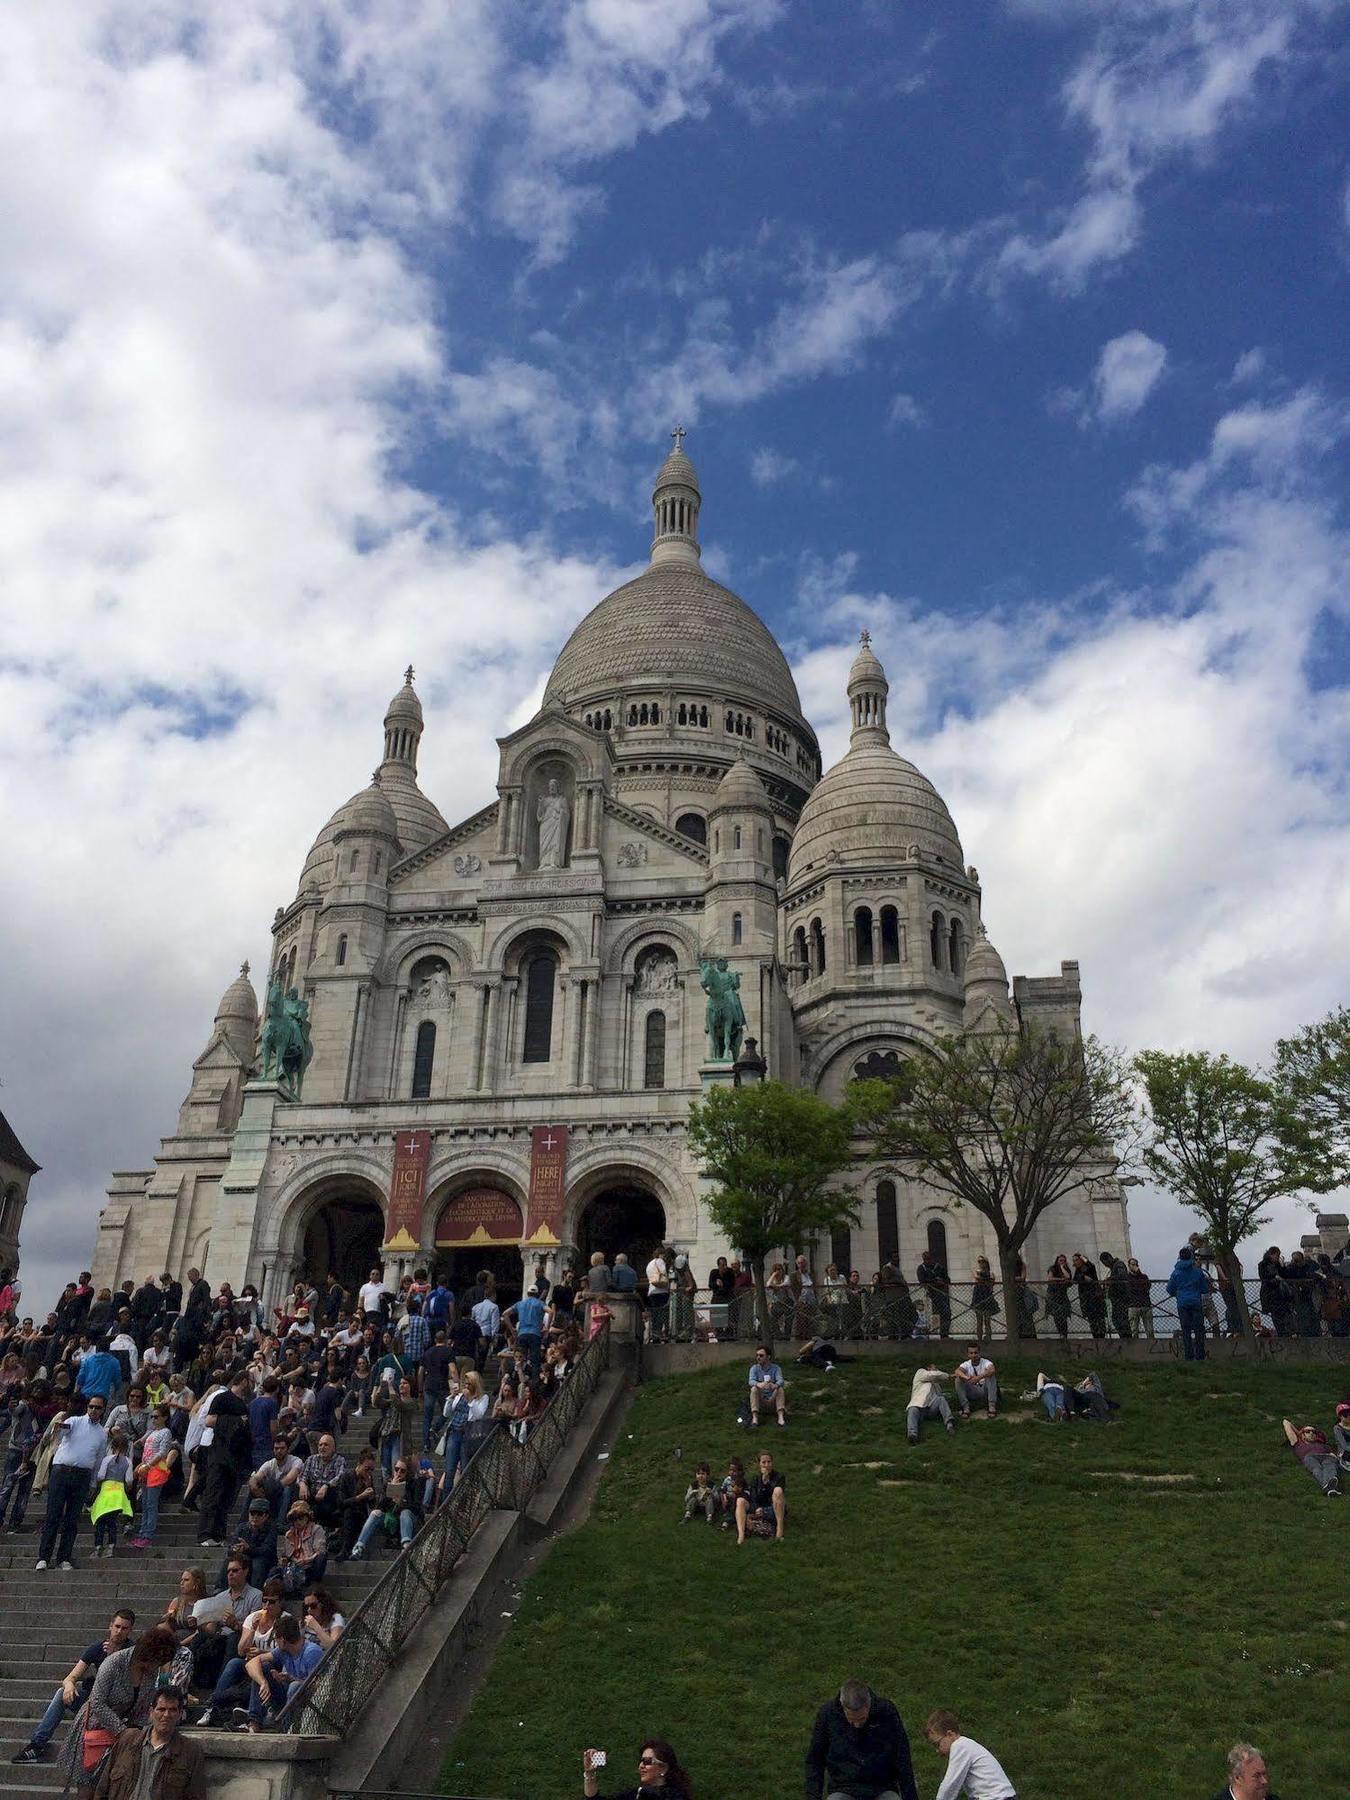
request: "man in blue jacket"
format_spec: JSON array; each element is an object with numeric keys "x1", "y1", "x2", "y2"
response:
[
  {"x1": 1167, "y1": 1245, "x2": 1211, "y2": 1361},
  {"x1": 75, "y1": 1338, "x2": 123, "y2": 1406}
]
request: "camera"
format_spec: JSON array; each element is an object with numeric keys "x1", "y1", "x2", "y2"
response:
[{"x1": 592, "y1": 1752, "x2": 607, "y2": 1768}]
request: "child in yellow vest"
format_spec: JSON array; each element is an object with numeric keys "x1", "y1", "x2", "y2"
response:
[{"x1": 89, "y1": 1428, "x2": 134, "y2": 1558}]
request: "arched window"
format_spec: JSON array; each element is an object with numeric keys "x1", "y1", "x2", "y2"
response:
[
  {"x1": 926, "y1": 1219, "x2": 949, "y2": 1267},
  {"x1": 349, "y1": 849, "x2": 360, "y2": 873},
  {"x1": 644, "y1": 1010, "x2": 667, "y2": 1089},
  {"x1": 854, "y1": 1050, "x2": 903, "y2": 1082},
  {"x1": 675, "y1": 812, "x2": 707, "y2": 846},
  {"x1": 773, "y1": 836, "x2": 790, "y2": 881},
  {"x1": 948, "y1": 918, "x2": 964, "y2": 976},
  {"x1": 651, "y1": 704, "x2": 660, "y2": 724},
  {"x1": 733, "y1": 825, "x2": 742, "y2": 850},
  {"x1": 810, "y1": 918, "x2": 827, "y2": 974},
  {"x1": 287, "y1": 946, "x2": 297, "y2": 988},
  {"x1": 876, "y1": 1180, "x2": 900, "y2": 1268},
  {"x1": 830, "y1": 1223, "x2": 852, "y2": 1273},
  {"x1": 880, "y1": 905, "x2": 901, "y2": 964},
  {"x1": 854, "y1": 907, "x2": 874, "y2": 965},
  {"x1": 732, "y1": 912, "x2": 743, "y2": 946},
  {"x1": 522, "y1": 951, "x2": 557, "y2": 1064},
  {"x1": 792, "y1": 925, "x2": 809, "y2": 982},
  {"x1": 335, "y1": 934, "x2": 347, "y2": 967},
  {"x1": 411, "y1": 1020, "x2": 436, "y2": 1098},
  {"x1": 930, "y1": 910, "x2": 946, "y2": 970}
]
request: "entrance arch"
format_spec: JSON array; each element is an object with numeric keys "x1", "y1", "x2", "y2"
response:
[
  {"x1": 577, "y1": 1184, "x2": 667, "y2": 1272},
  {"x1": 432, "y1": 1185, "x2": 525, "y2": 1306},
  {"x1": 302, "y1": 1193, "x2": 386, "y2": 1293}
]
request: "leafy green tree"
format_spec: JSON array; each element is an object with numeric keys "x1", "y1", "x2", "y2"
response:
[
  {"x1": 686, "y1": 1080, "x2": 858, "y2": 1352},
  {"x1": 1135, "y1": 1049, "x2": 1325, "y2": 1343},
  {"x1": 1272, "y1": 1005, "x2": 1350, "y2": 1191},
  {"x1": 856, "y1": 1028, "x2": 1138, "y2": 1341}
]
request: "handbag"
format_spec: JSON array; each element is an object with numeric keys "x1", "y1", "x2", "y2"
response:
[{"x1": 81, "y1": 1726, "x2": 118, "y2": 1774}]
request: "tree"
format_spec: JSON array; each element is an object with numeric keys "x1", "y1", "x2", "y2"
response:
[
  {"x1": 1272, "y1": 1005, "x2": 1350, "y2": 1192},
  {"x1": 855, "y1": 1027, "x2": 1138, "y2": 1342},
  {"x1": 1135, "y1": 1049, "x2": 1325, "y2": 1343},
  {"x1": 686, "y1": 1081, "x2": 859, "y2": 1352}
]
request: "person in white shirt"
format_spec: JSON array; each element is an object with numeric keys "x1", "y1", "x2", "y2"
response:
[
  {"x1": 954, "y1": 1345, "x2": 998, "y2": 1420},
  {"x1": 924, "y1": 1711, "x2": 1016, "y2": 1800},
  {"x1": 645, "y1": 1250, "x2": 670, "y2": 1342},
  {"x1": 36, "y1": 1398, "x2": 109, "y2": 1570},
  {"x1": 906, "y1": 1367, "x2": 954, "y2": 1444},
  {"x1": 358, "y1": 1269, "x2": 389, "y2": 1324},
  {"x1": 109, "y1": 1322, "x2": 141, "y2": 1382}
]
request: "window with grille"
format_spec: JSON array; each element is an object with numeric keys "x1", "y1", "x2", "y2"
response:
[
  {"x1": 876, "y1": 1180, "x2": 900, "y2": 1268},
  {"x1": 644, "y1": 1010, "x2": 666, "y2": 1089},
  {"x1": 411, "y1": 1021, "x2": 436, "y2": 1098},
  {"x1": 523, "y1": 952, "x2": 557, "y2": 1063}
]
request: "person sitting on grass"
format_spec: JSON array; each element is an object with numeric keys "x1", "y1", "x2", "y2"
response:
[
  {"x1": 905, "y1": 1365, "x2": 954, "y2": 1444},
  {"x1": 953, "y1": 1345, "x2": 998, "y2": 1420},
  {"x1": 735, "y1": 1449, "x2": 785, "y2": 1543},
  {"x1": 716, "y1": 1457, "x2": 745, "y2": 1530},
  {"x1": 922, "y1": 1709, "x2": 1017, "y2": 1800},
  {"x1": 1333, "y1": 1401, "x2": 1350, "y2": 1471},
  {"x1": 680, "y1": 1462, "x2": 716, "y2": 1525},
  {"x1": 582, "y1": 1737, "x2": 694, "y2": 1800},
  {"x1": 1209, "y1": 1741, "x2": 1276, "y2": 1800},
  {"x1": 1282, "y1": 1418, "x2": 1342, "y2": 1497},
  {"x1": 747, "y1": 1345, "x2": 786, "y2": 1427},
  {"x1": 805, "y1": 1676, "x2": 918, "y2": 1800}
]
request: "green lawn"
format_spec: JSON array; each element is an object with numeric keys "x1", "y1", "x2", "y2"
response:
[{"x1": 443, "y1": 1354, "x2": 1347, "y2": 1800}]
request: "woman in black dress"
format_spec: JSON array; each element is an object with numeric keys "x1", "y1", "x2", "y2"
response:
[
  {"x1": 582, "y1": 1738, "x2": 693, "y2": 1800},
  {"x1": 1045, "y1": 1257, "x2": 1073, "y2": 1343}
]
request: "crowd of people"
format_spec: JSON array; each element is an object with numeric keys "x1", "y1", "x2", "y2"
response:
[
  {"x1": 631, "y1": 1234, "x2": 1350, "y2": 1348},
  {"x1": 0, "y1": 1255, "x2": 598, "y2": 1763},
  {"x1": 576, "y1": 1684, "x2": 1279, "y2": 1799}
]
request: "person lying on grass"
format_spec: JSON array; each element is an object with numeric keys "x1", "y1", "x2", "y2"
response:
[
  {"x1": 1282, "y1": 1419, "x2": 1342, "y2": 1497},
  {"x1": 680, "y1": 1462, "x2": 716, "y2": 1525},
  {"x1": 747, "y1": 1345, "x2": 786, "y2": 1426}
]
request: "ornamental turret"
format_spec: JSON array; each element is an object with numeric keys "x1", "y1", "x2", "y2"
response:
[{"x1": 649, "y1": 426, "x2": 701, "y2": 568}]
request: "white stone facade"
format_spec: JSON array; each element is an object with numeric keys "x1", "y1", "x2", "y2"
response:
[{"x1": 94, "y1": 446, "x2": 1131, "y2": 1307}]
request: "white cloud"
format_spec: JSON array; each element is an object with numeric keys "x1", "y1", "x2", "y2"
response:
[
  {"x1": 1231, "y1": 346, "x2": 1267, "y2": 385},
  {"x1": 997, "y1": 3, "x2": 1308, "y2": 290},
  {"x1": 1092, "y1": 329, "x2": 1168, "y2": 422},
  {"x1": 750, "y1": 447, "x2": 798, "y2": 486},
  {"x1": 887, "y1": 392, "x2": 927, "y2": 430}
]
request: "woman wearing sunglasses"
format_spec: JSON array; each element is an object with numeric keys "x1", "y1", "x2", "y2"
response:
[{"x1": 582, "y1": 1739, "x2": 693, "y2": 1800}]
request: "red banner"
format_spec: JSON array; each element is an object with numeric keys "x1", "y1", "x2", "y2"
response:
[
  {"x1": 384, "y1": 1129, "x2": 431, "y2": 1254},
  {"x1": 524, "y1": 1124, "x2": 569, "y2": 1249},
  {"x1": 435, "y1": 1187, "x2": 523, "y2": 1248}
]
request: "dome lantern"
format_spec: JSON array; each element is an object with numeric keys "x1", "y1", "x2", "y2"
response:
[
  {"x1": 649, "y1": 425, "x2": 702, "y2": 569},
  {"x1": 847, "y1": 630, "x2": 890, "y2": 746},
  {"x1": 382, "y1": 665, "x2": 424, "y2": 772}
]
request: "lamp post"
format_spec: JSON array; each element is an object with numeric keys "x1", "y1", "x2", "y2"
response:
[{"x1": 733, "y1": 1036, "x2": 767, "y2": 1089}]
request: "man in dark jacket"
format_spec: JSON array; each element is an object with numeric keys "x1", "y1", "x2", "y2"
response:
[
  {"x1": 1208, "y1": 1740, "x2": 1275, "y2": 1799},
  {"x1": 129, "y1": 1277, "x2": 162, "y2": 1349},
  {"x1": 806, "y1": 1679, "x2": 918, "y2": 1800},
  {"x1": 92, "y1": 1688, "x2": 206, "y2": 1799}
]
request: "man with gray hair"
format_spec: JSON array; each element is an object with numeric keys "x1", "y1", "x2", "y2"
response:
[
  {"x1": 805, "y1": 1678, "x2": 918, "y2": 1800},
  {"x1": 1208, "y1": 1743, "x2": 1274, "y2": 1800}
]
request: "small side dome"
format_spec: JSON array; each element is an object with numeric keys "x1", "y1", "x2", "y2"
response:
[
  {"x1": 213, "y1": 961, "x2": 258, "y2": 1064},
  {"x1": 963, "y1": 927, "x2": 1013, "y2": 1026},
  {"x1": 331, "y1": 773, "x2": 401, "y2": 842},
  {"x1": 214, "y1": 961, "x2": 258, "y2": 1025},
  {"x1": 710, "y1": 756, "x2": 772, "y2": 815}
]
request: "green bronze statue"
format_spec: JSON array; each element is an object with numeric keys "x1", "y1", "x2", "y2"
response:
[
  {"x1": 260, "y1": 976, "x2": 315, "y2": 1099},
  {"x1": 699, "y1": 955, "x2": 746, "y2": 1063}
]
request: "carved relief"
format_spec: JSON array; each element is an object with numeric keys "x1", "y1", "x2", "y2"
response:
[
  {"x1": 635, "y1": 948, "x2": 678, "y2": 994},
  {"x1": 617, "y1": 841, "x2": 648, "y2": 867},
  {"x1": 453, "y1": 853, "x2": 482, "y2": 877}
]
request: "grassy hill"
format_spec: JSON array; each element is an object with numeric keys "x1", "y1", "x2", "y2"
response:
[{"x1": 443, "y1": 1354, "x2": 1347, "y2": 1800}]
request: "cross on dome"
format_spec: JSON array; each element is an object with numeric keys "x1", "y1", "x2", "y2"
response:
[
  {"x1": 240, "y1": 960, "x2": 250, "y2": 978},
  {"x1": 670, "y1": 423, "x2": 686, "y2": 451},
  {"x1": 404, "y1": 664, "x2": 415, "y2": 685},
  {"x1": 859, "y1": 628, "x2": 871, "y2": 647}
]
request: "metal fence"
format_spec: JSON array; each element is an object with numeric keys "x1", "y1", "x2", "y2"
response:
[
  {"x1": 655, "y1": 1278, "x2": 1321, "y2": 1344},
  {"x1": 281, "y1": 1323, "x2": 611, "y2": 1738}
]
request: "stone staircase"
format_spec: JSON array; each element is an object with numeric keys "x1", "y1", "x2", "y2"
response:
[{"x1": 0, "y1": 1413, "x2": 388, "y2": 1791}]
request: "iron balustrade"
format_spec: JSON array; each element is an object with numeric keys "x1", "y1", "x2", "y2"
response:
[
  {"x1": 279, "y1": 1323, "x2": 611, "y2": 1739},
  {"x1": 657, "y1": 1279, "x2": 1319, "y2": 1344}
]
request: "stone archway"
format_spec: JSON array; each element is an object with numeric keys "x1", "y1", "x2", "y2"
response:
[
  {"x1": 302, "y1": 1193, "x2": 386, "y2": 1295},
  {"x1": 576, "y1": 1184, "x2": 667, "y2": 1272}
]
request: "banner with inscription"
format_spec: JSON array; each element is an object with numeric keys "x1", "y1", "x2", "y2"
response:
[
  {"x1": 524, "y1": 1124, "x2": 569, "y2": 1249},
  {"x1": 384, "y1": 1129, "x2": 431, "y2": 1255},
  {"x1": 435, "y1": 1188, "x2": 524, "y2": 1248}
]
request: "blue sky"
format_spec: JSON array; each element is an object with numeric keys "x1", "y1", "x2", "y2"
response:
[{"x1": 2, "y1": 0, "x2": 1349, "y2": 1312}]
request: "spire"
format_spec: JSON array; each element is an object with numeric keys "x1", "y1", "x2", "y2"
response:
[
  {"x1": 382, "y1": 668, "x2": 424, "y2": 772},
  {"x1": 847, "y1": 629, "x2": 890, "y2": 747},
  {"x1": 650, "y1": 429, "x2": 702, "y2": 568}
]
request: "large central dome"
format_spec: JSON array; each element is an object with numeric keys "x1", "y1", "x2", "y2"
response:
[{"x1": 543, "y1": 561, "x2": 805, "y2": 722}]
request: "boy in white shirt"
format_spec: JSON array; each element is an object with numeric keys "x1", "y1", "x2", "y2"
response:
[
  {"x1": 954, "y1": 1345, "x2": 998, "y2": 1419},
  {"x1": 924, "y1": 1710, "x2": 1016, "y2": 1800}
]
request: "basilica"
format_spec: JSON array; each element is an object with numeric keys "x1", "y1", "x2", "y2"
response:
[{"x1": 94, "y1": 441, "x2": 1131, "y2": 1307}]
